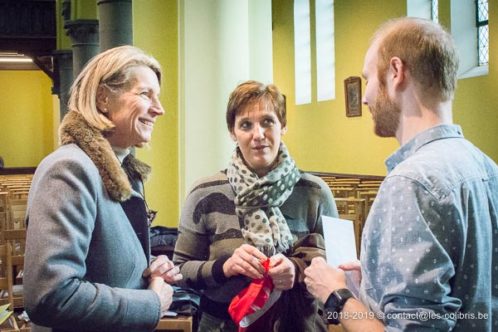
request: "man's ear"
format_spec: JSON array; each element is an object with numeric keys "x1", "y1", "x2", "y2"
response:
[
  {"x1": 96, "y1": 85, "x2": 110, "y2": 113},
  {"x1": 281, "y1": 127, "x2": 287, "y2": 135},
  {"x1": 389, "y1": 56, "x2": 406, "y2": 91}
]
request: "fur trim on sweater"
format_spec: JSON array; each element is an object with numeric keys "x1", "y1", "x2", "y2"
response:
[{"x1": 59, "y1": 110, "x2": 151, "y2": 202}]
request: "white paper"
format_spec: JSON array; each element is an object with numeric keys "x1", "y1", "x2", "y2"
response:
[
  {"x1": 322, "y1": 215, "x2": 360, "y2": 297},
  {"x1": 322, "y1": 215, "x2": 357, "y2": 266},
  {"x1": 162, "y1": 311, "x2": 178, "y2": 317}
]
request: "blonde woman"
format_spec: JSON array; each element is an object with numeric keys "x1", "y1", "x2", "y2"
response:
[{"x1": 25, "y1": 46, "x2": 181, "y2": 332}]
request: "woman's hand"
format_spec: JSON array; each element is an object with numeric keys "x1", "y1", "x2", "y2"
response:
[
  {"x1": 143, "y1": 255, "x2": 183, "y2": 284},
  {"x1": 148, "y1": 277, "x2": 174, "y2": 316},
  {"x1": 223, "y1": 244, "x2": 267, "y2": 279},
  {"x1": 268, "y1": 253, "x2": 295, "y2": 290}
]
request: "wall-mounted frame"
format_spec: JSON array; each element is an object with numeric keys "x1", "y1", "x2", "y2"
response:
[{"x1": 344, "y1": 76, "x2": 362, "y2": 117}]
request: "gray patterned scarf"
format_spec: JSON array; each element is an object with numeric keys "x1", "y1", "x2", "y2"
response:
[{"x1": 227, "y1": 143, "x2": 301, "y2": 254}]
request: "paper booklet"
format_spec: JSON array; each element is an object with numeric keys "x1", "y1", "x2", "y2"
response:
[{"x1": 322, "y1": 215, "x2": 360, "y2": 297}]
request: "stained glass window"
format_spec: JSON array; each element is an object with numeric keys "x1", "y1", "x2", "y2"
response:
[
  {"x1": 476, "y1": 0, "x2": 489, "y2": 66},
  {"x1": 431, "y1": 0, "x2": 438, "y2": 22}
]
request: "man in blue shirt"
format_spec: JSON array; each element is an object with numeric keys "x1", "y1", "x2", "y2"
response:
[{"x1": 304, "y1": 17, "x2": 498, "y2": 331}]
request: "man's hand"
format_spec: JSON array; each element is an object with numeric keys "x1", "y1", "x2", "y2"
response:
[
  {"x1": 304, "y1": 257, "x2": 347, "y2": 303},
  {"x1": 339, "y1": 260, "x2": 362, "y2": 288}
]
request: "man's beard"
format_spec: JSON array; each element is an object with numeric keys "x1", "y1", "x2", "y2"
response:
[{"x1": 369, "y1": 85, "x2": 401, "y2": 137}]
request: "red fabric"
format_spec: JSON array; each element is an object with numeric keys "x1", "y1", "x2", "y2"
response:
[{"x1": 228, "y1": 258, "x2": 274, "y2": 331}]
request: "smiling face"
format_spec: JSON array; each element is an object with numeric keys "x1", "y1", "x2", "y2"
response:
[
  {"x1": 231, "y1": 99, "x2": 286, "y2": 177},
  {"x1": 102, "y1": 66, "x2": 164, "y2": 148},
  {"x1": 362, "y1": 42, "x2": 401, "y2": 138}
]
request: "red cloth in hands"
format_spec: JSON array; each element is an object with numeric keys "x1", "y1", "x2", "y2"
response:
[{"x1": 228, "y1": 258, "x2": 275, "y2": 330}]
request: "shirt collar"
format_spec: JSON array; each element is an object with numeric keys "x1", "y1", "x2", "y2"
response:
[
  {"x1": 112, "y1": 146, "x2": 131, "y2": 164},
  {"x1": 385, "y1": 124, "x2": 464, "y2": 172}
]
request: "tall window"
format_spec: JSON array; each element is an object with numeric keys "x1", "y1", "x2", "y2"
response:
[
  {"x1": 451, "y1": 0, "x2": 489, "y2": 78},
  {"x1": 477, "y1": 0, "x2": 489, "y2": 66},
  {"x1": 315, "y1": 0, "x2": 335, "y2": 101},
  {"x1": 294, "y1": 0, "x2": 335, "y2": 105},
  {"x1": 407, "y1": 0, "x2": 433, "y2": 20},
  {"x1": 294, "y1": 0, "x2": 312, "y2": 105}
]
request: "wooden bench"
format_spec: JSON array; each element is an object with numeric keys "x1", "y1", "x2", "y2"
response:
[{"x1": 310, "y1": 171, "x2": 385, "y2": 255}]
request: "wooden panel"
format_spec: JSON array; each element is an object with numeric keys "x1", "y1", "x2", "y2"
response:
[
  {"x1": 1, "y1": 229, "x2": 25, "y2": 309},
  {"x1": 328, "y1": 324, "x2": 345, "y2": 332},
  {"x1": 0, "y1": 192, "x2": 8, "y2": 213},
  {"x1": 310, "y1": 171, "x2": 384, "y2": 182},
  {"x1": 0, "y1": 243, "x2": 14, "y2": 307},
  {"x1": 156, "y1": 316, "x2": 193, "y2": 332},
  {"x1": 0, "y1": 168, "x2": 36, "y2": 176}
]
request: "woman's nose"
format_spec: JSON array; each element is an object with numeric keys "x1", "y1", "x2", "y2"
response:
[
  {"x1": 155, "y1": 105, "x2": 165, "y2": 115},
  {"x1": 151, "y1": 98, "x2": 165, "y2": 115},
  {"x1": 252, "y1": 124, "x2": 265, "y2": 139}
]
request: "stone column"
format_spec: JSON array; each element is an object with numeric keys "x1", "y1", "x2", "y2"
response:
[
  {"x1": 97, "y1": 0, "x2": 133, "y2": 51},
  {"x1": 52, "y1": 50, "x2": 73, "y2": 118},
  {"x1": 64, "y1": 19, "x2": 99, "y2": 78}
]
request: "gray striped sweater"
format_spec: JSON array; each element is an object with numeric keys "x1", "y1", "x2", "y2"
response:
[{"x1": 173, "y1": 170, "x2": 338, "y2": 324}]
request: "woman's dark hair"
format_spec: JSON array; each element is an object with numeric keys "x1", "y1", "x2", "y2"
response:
[{"x1": 226, "y1": 80, "x2": 286, "y2": 132}]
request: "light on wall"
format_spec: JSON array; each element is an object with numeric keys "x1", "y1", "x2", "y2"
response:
[
  {"x1": 0, "y1": 53, "x2": 33, "y2": 63},
  {"x1": 0, "y1": 52, "x2": 38, "y2": 70}
]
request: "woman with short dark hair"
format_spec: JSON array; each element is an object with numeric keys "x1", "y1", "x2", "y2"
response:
[{"x1": 174, "y1": 80, "x2": 338, "y2": 331}]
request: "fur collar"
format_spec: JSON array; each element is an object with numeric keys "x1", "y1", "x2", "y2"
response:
[{"x1": 59, "y1": 111, "x2": 151, "y2": 202}]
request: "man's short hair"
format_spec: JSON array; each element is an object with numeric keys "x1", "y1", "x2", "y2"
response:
[{"x1": 374, "y1": 17, "x2": 459, "y2": 102}]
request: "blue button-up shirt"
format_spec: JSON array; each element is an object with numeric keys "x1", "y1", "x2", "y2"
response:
[{"x1": 360, "y1": 124, "x2": 498, "y2": 331}]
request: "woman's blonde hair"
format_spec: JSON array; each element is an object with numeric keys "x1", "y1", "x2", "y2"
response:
[{"x1": 67, "y1": 45, "x2": 161, "y2": 131}]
